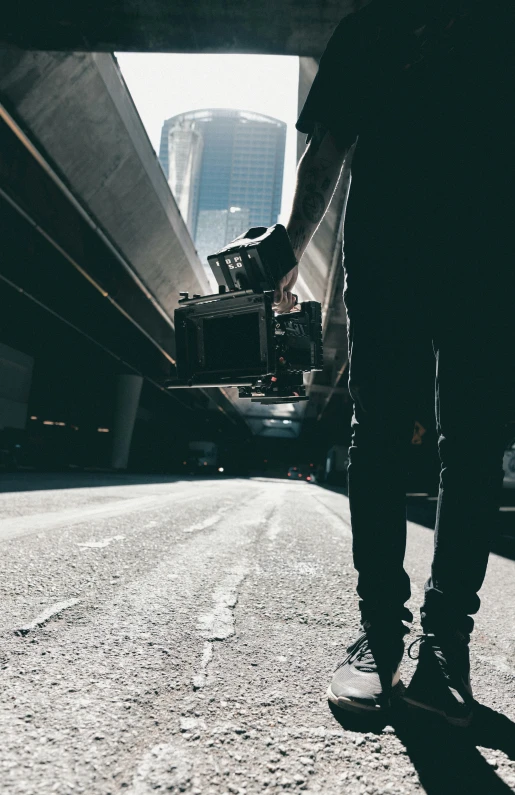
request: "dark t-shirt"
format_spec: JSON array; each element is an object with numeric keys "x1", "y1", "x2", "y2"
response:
[{"x1": 297, "y1": 1, "x2": 514, "y2": 262}]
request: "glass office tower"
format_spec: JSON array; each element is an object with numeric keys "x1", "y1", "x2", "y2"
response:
[{"x1": 159, "y1": 109, "x2": 286, "y2": 263}]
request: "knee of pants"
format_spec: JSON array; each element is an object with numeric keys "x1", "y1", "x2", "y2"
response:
[
  {"x1": 438, "y1": 434, "x2": 505, "y2": 479},
  {"x1": 350, "y1": 403, "x2": 414, "y2": 455}
]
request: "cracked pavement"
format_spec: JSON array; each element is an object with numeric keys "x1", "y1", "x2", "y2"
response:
[{"x1": 0, "y1": 473, "x2": 514, "y2": 794}]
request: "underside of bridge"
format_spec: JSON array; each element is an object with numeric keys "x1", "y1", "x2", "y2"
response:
[
  {"x1": 0, "y1": 2, "x2": 354, "y2": 464},
  {"x1": 2, "y1": 1, "x2": 358, "y2": 57}
]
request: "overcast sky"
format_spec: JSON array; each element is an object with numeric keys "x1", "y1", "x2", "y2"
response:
[{"x1": 115, "y1": 54, "x2": 300, "y2": 224}]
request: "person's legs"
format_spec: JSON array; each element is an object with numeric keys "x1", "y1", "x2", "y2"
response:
[
  {"x1": 328, "y1": 258, "x2": 431, "y2": 712},
  {"x1": 421, "y1": 334, "x2": 506, "y2": 635},
  {"x1": 405, "y1": 250, "x2": 511, "y2": 725},
  {"x1": 345, "y1": 264, "x2": 428, "y2": 628}
]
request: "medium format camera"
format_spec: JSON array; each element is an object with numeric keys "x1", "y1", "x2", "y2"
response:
[{"x1": 167, "y1": 225, "x2": 323, "y2": 404}]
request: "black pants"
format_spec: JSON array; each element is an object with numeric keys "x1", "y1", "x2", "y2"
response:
[{"x1": 343, "y1": 244, "x2": 510, "y2": 637}]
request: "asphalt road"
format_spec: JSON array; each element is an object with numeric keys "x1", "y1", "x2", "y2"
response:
[{"x1": 0, "y1": 473, "x2": 514, "y2": 795}]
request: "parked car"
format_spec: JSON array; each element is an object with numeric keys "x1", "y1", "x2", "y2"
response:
[
  {"x1": 182, "y1": 441, "x2": 219, "y2": 475},
  {"x1": 287, "y1": 466, "x2": 317, "y2": 483},
  {"x1": 287, "y1": 466, "x2": 304, "y2": 481}
]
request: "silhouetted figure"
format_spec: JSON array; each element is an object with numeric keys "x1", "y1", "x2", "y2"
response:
[{"x1": 275, "y1": 0, "x2": 514, "y2": 724}]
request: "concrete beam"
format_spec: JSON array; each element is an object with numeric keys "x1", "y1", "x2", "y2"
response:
[
  {"x1": 2, "y1": 1, "x2": 360, "y2": 57},
  {"x1": 0, "y1": 50, "x2": 210, "y2": 328}
]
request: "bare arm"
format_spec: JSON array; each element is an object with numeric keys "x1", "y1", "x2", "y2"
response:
[{"x1": 274, "y1": 124, "x2": 349, "y2": 312}]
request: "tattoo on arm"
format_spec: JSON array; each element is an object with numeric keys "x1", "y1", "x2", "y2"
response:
[
  {"x1": 289, "y1": 122, "x2": 347, "y2": 232},
  {"x1": 289, "y1": 226, "x2": 308, "y2": 254},
  {"x1": 302, "y1": 191, "x2": 326, "y2": 224},
  {"x1": 317, "y1": 156, "x2": 332, "y2": 171}
]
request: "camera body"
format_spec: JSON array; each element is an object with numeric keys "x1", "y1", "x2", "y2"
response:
[{"x1": 168, "y1": 225, "x2": 323, "y2": 404}]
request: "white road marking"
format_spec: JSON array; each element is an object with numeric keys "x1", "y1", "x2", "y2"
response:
[
  {"x1": 197, "y1": 566, "x2": 248, "y2": 641},
  {"x1": 0, "y1": 488, "x2": 220, "y2": 542},
  {"x1": 182, "y1": 514, "x2": 222, "y2": 534},
  {"x1": 77, "y1": 534, "x2": 125, "y2": 549},
  {"x1": 191, "y1": 566, "x2": 249, "y2": 688},
  {"x1": 189, "y1": 501, "x2": 273, "y2": 688},
  {"x1": 192, "y1": 642, "x2": 213, "y2": 690},
  {"x1": 15, "y1": 598, "x2": 81, "y2": 636},
  {"x1": 182, "y1": 501, "x2": 237, "y2": 534}
]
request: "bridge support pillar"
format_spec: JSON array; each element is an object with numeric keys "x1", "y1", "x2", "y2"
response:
[{"x1": 111, "y1": 374, "x2": 143, "y2": 470}]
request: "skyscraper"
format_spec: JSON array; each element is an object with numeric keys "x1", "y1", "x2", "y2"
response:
[
  {"x1": 165, "y1": 117, "x2": 204, "y2": 232},
  {"x1": 159, "y1": 109, "x2": 286, "y2": 264}
]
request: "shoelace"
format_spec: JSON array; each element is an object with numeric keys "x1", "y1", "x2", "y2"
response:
[
  {"x1": 337, "y1": 633, "x2": 378, "y2": 673},
  {"x1": 407, "y1": 633, "x2": 429, "y2": 660}
]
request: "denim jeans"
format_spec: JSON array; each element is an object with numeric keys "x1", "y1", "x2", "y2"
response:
[{"x1": 343, "y1": 242, "x2": 510, "y2": 637}]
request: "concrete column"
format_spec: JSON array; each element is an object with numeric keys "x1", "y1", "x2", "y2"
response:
[
  {"x1": 111, "y1": 374, "x2": 143, "y2": 470},
  {"x1": 0, "y1": 342, "x2": 34, "y2": 430}
]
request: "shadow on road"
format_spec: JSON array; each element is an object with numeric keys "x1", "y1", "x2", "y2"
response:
[
  {"x1": 320, "y1": 485, "x2": 515, "y2": 564},
  {"x1": 0, "y1": 471, "x2": 219, "y2": 494},
  {"x1": 405, "y1": 493, "x2": 515, "y2": 564},
  {"x1": 329, "y1": 699, "x2": 515, "y2": 793}
]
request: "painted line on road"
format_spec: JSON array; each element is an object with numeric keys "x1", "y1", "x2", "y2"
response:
[
  {"x1": 0, "y1": 487, "x2": 221, "y2": 542},
  {"x1": 192, "y1": 565, "x2": 248, "y2": 689},
  {"x1": 192, "y1": 642, "x2": 214, "y2": 690},
  {"x1": 77, "y1": 534, "x2": 126, "y2": 549},
  {"x1": 182, "y1": 498, "x2": 258, "y2": 534},
  {"x1": 197, "y1": 566, "x2": 248, "y2": 641},
  {"x1": 15, "y1": 598, "x2": 81, "y2": 636},
  {"x1": 182, "y1": 513, "x2": 224, "y2": 534}
]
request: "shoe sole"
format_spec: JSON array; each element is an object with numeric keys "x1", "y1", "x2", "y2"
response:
[
  {"x1": 402, "y1": 694, "x2": 473, "y2": 728},
  {"x1": 327, "y1": 681, "x2": 405, "y2": 713}
]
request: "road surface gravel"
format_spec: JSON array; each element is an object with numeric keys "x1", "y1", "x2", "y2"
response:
[{"x1": 0, "y1": 473, "x2": 514, "y2": 794}]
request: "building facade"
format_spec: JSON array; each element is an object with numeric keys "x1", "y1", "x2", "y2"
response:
[
  {"x1": 165, "y1": 117, "x2": 204, "y2": 232},
  {"x1": 159, "y1": 109, "x2": 286, "y2": 263}
]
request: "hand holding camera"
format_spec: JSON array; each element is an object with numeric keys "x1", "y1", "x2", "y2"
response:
[
  {"x1": 168, "y1": 225, "x2": 323, "y2": 404},
  {"x1": 273, "y1": 262, "x2": 299, "y2": 314}
]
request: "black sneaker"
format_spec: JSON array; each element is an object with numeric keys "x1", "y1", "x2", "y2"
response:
[
  {"x1": 403, "y1": 631, "x2": 474, "y2": 727},
  {"x1": 327, "y1": 624, "x2": 406, "y2": 712}
]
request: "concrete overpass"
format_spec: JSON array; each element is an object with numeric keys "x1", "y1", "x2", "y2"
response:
[
  {"x1": 2, "y1": 1, "x2": 358, "y2": 57},
  {"x1": 0, "y1": 5, "x2": 353, "y2": 459},
  {"x1": 0, "y1": 50, "x2": 254, "y2": 467}
]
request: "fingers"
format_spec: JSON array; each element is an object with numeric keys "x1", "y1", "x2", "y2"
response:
[
  {"x1": 273, "y1": 265, "x2": 299, "y2": 312},
  {"x1": 274, "y1": 290, "x2": 296, "y2": 313}
]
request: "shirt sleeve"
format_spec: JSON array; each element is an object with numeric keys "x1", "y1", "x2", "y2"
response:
[{"x1": 296, "y1": 11, "x2": 369, "y2": 149}]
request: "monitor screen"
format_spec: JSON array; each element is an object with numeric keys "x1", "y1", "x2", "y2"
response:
[{"x1": 202, "y1": 312, "x2": 262, "y2": 372}]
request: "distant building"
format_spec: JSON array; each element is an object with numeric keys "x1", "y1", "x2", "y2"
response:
[
  {"x1": 195, "y1": 207, "x2": 250, "y2": 265},
  {"x1": 159, "y1": 109, "x2": 286, "y2": 263},
  {"x1": 165, "y1": 117, "x2": 204, "y2": 232}
]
